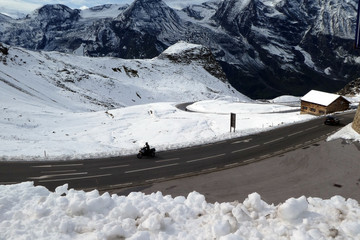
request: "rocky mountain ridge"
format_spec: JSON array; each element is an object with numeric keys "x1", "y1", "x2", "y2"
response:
[{"x1": 1, "y1": 0, "x2": 360, "y2": 99}]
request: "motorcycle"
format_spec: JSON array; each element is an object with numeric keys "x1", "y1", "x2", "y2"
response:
[{"x1": 137, "y1": 147, "x2": 156, "y2": 159}]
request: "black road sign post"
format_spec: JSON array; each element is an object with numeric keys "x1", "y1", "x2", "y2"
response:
[{"x1": 230, "y1": 113, "x2": 236, "y2": 132}]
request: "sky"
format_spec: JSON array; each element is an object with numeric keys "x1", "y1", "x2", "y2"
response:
[{"x1": 0, "y1": 0, "x2": 205, "y2": 18}]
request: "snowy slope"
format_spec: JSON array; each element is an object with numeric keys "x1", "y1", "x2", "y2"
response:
[{"x1": 0, "y1": 42, "x2": 247, "y2": 113}]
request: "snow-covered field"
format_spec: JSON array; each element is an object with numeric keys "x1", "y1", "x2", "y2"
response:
[
  {"x1": 2, "y1": 42, "x2": 360, "y2": 239},
  {"x1": 1, "y1": 98, "x2": 316, "y2": 161}
]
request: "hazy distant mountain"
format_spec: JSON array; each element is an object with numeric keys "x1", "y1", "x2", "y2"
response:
[{"x1": 1, "y1": 0, "x2": 359, "y2": 99}]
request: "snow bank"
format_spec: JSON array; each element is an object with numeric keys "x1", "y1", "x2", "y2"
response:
[
  {"x1": 1, "y1": 182, "x2": 360, "y2": 239},
  {"x1": 327, "y1": 123, "x2": 360, "y2": 142}
]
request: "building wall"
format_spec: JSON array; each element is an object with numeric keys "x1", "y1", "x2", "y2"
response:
[
  {"x1": 300, "y1": 101, "x2": 327, "y2": 115},
  {"x1": 352, "y1": 104, "x2": 360, "y2": 134},
  {"x1": 326, "y1": 97, "x2": 349, "y2": 113}
]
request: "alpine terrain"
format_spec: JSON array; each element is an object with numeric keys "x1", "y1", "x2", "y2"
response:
[{"x1": 1, "y1": 0, "x2": 360, "y2": 99}]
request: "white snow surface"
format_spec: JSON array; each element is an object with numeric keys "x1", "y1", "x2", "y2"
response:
[
  {"x1": 1, "y1": 182, "x2": 360, "y2": 239},
  {"x1": 327, "y1": 123, "x2": 360, "y2": 142},
  {"x1": 268, "y1": 95, "x2": 300, "y2": 104}
]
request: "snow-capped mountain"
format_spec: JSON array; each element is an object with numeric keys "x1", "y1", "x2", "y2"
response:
[
  {"x1": 1, "y1": 0, "x2": 360, "y2": 99},
  {"x1": 0, "y1": 41, "x2": 247, "y2": 112}
]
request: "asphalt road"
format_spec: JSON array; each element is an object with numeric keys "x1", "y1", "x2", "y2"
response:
[
  {"x1": 0, "y1": 111, "x2": 355, "y2": 197},
  {"x1": 136, "y1": 138, "x2": 360, "y2": 205}
]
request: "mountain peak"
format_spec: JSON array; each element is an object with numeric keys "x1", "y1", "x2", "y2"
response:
[
  {"x1": 116, "y1": 0, "x2": 184, "y2": 43},
  {"x1": 27, "y1": 4, "x2": 80, "y2": 22},
  {"x1": 118, "y1": 0, "x2": 181, "y2": 28}
]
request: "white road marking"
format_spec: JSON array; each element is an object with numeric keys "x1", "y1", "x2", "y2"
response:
[
  {"x1": 110, "y1": 182, "x2": 133, "y2": 188},
  {"x1": 231, "y1": 138, "x2": 252, "y2": 144},
  {"x1": 0, "y1": 182, "x2": 17, "y2": 184},
  {"x1": 37, "y1": 173, "x2": 112, "y2": 183},
  {"x1": 99, "y1": 164, "x2": 130, "y2": 170},
  {"x1": 31, "y1": 163, "x2": 83, "y2": 168},
  {"x1": 225, "y1": 163, "x2": 239, "y2": 168},
  {"x1": 125, "y1": 163, "x2": 179, "y2": 174},
  {"x1": 28, "y1": 172, "x2": 88, "y2": 180},
  {"x1": 41, "y1": 169, "x2": 77, "y2": 174},
  {"x1": 288, "y1": 130, "x2": 303, "y2": 137},
  {"x1": 274, "y1": 150, "x2": 284, "y2": 155},
  {"x1": 305, "y1": 125, "x2": 319, "y2": 131},
  {"x1": 201, "y1": 167, "x2": 217, "y2": 172},
  {"x1": 244, "y1": 158, "x2": 255, "y2": 163},
  {"x1": 146, "y1": 177, "x2": 166, "y2": 183},
  {"x1": 175, "y1": 173, "x2": 190, "y2": 178},
  {"x1": 155, "y1": 158, "x2": 180, "y2": 163},
  {"x1": 264, "y1": 137, "x2": 284, "y2": 145},
  {"x1": 231, "y1": 145, "x2": 260, "y2": 153},
  {"x1": 186, "y1": 154, "x2": 225, "y2": 163}
]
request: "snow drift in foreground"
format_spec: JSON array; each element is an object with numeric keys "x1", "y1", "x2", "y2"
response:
[{"x1": 1, "y1": 182, "x2": 360, "y2": 240}]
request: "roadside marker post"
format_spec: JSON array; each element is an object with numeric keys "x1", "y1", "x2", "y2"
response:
[{"x1": 230, "y1": 113, "x2": 236, "y2": 132}]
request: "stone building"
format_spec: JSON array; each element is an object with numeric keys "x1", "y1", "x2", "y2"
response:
[{"x1": 300, "y1": 90, "x2": 350, "y2": 115}]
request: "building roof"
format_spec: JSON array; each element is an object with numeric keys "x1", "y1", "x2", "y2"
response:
[{"x1": 300, "y1": 90, "x2": 347, "y2": 107}]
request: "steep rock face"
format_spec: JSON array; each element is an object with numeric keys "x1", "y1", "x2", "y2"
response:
[
  {"x1": 159, "y1": 41, "x2": 228, "y2": 82},
  {"x1": 338, "y1": 78, "x2": 360, "y2": 96},
  {"x1": 1, "y1": 0, "x2": 360, "y2": 99},
  {"x1": 310, "y1": 0, "x2": 357, "y2": 38},
  {"x1": 211, "y1": 0, "x2": 360, "y2": 98}
]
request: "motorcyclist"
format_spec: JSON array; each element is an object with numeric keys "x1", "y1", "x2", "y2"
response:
[
  {"x1": 137, "y1": 142, "x2": 155, "y2": 159},
  {"x1": 144, "y1": 142, "x2": 150, "y2": 153}
]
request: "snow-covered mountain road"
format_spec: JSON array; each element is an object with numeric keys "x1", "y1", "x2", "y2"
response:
[{"x1": 0, "y1": 111, "x2": 355, "y2": 194}]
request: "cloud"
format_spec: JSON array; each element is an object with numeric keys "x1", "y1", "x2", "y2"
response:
[
  {"x1": 0, "y1": 0, "x2": 42, "y2": 14},
  {"x1": 0, "y1": 0, "x2": 113, "y2": 14}
]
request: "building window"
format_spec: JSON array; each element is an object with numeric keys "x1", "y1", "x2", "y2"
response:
[
  {"x1": 310, "y1": 108, "x2": 316, "y2": 112},
  {"x1": 302, "y1": 106, "x2": 308, "y2": 110},
  {"x1": 319, "y1": 110, "x2": 325, "y2": 114}
]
